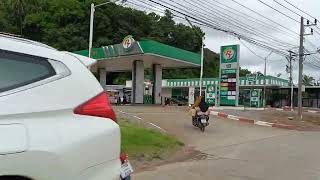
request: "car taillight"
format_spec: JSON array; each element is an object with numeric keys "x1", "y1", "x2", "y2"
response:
[
  {"x1": 120, "y1": 153, "x2": 128, "y2": 162},
  {"x1": 74, "y1": 92, "x2": 116, "y2": 122}
]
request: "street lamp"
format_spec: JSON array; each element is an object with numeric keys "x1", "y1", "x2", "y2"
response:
[
  {"x1": 185, "y1": 17, "x2": 205, "y2": 96},
  {"x1": 88, "y1": 0, "x2": 127, "y2": 58}
]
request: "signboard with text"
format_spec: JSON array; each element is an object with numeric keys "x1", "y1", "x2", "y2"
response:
[
  {"x1": 219, "y1": 45, "x2": 240, "y2": 106},
  {"x1": 250, "y1": 89, "x2": 261, "y2": 107},
  {"x1": 205, "y1": 84, "x2": 216, "y2": 105},
  {"x1": 188, "y1": 86, "x2": 195, "y2": 105}
]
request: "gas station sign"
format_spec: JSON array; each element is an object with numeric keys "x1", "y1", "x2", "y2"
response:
[
  {"x1": 250, "y1": 89, "x2": 262, "y2": 107},
  {"x1": 219, "y1": 45, "x2": 240, "y2": 106},
  {"x1": 122, "y1": 35, "x2": 135, "y2": 51},
  {"x1": 205, "y1": 84, "x2": 215, "y2": 105}
]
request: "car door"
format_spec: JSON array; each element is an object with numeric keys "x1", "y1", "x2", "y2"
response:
[{"x1": 0, "y1": 49, "x2": 60, "y2": 154}]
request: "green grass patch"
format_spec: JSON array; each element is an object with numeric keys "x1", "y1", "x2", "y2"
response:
[{"x1": 120, "y1": 120, "x2": 184, "y2": 161}]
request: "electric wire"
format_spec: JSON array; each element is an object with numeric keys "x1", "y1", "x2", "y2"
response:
[{"x1": 146, "y1": 0, "x2": 290, "y2": 56}]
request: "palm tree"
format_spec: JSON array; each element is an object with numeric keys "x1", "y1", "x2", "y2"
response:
[{"x1": 302, "y1": 74, "x2": 315, "y2": 86}]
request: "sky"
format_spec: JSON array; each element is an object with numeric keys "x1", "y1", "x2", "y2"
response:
[{"x1": 125, "y1": 0, "x2": 320, "y2": 83}]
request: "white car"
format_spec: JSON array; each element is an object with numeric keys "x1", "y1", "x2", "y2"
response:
[{"x1": 0, "y1": 34, "x2": 132, "y2": 180}]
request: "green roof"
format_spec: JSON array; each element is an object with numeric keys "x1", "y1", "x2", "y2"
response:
[
  {"x1": 73, "y1": 40, "x2": 200, "y2": 66},
  {"x1": 139, "y1": 40, "x2": 200, "y2": 65}
]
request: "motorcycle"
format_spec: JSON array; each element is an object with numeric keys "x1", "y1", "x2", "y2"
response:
[{"x1": 192, "y1": 112, "x2": 210, "y2": 132}]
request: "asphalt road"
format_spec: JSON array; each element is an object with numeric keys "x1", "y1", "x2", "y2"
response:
[{"x1": 115, "y1": 106, "x2": 320, "y2": 180}]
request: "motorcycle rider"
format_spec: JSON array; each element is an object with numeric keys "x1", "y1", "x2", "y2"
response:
[{"x1": 190, "y1": 96, "x2": 209, "y2": 118}]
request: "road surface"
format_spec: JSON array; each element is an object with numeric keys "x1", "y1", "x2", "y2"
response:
[{"x1": 116, "y1": 106, "x2": 320, "y2": 180}]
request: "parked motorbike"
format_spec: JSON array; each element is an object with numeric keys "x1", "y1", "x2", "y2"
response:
[{"x1": 192, "y1": 112, "x2": 210, "y2": 132}]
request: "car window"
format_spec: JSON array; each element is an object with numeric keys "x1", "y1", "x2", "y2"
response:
[{"x1": 0, "y1": 50, "x2": 56, "y2": 93}]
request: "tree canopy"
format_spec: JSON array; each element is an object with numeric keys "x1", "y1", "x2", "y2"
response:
[
  {"x1": 0, "y1": 0, "x2": 250, "y2": 84},
  {"x1": 302, "y1": 74, "x2": 315, "y2": 86}
]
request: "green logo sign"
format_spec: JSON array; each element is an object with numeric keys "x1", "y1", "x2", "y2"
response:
[
  {"x1": 250, "y1": 89, "x2": 261, "y2": 107},
  {"x1": 122, "y1": 35, "x2": 135, "y2": 51},
  {"x1": 251, "y1": 90, "x2": 258, "y2": 97},
  {"x1": 221, "y1": 45, "x2": 239, "y2": 64},
  {"x1": 223, "y1": 48, "x2": 235, "y2": 61},
  {"x1": 206, "y1": 84, "x2": 215, "y2": 105}
]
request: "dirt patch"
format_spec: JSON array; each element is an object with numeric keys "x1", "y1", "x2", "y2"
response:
[{"x1": 131, "y1": 146, "x2": 200, "y2": 173}]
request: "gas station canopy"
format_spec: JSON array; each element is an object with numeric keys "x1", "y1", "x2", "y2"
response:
[{"x1": 74, "y1": 39, "x2": 200, "y2": 72}]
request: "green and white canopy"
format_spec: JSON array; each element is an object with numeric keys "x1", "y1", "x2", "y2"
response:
[{"x1": 74, "y1": 39, "x2": 200, "y2": 72}]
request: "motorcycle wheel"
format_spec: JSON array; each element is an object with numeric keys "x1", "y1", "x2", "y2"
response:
[
  {"x1": 121, "y1": 176, "x2": 131, "y2": 180},
  {"x1": 200, "y1": 124, "x2": 205, "y2": 132},
  {"x1": 192, "y1": 117, "x2": 197, "y2": 126}
]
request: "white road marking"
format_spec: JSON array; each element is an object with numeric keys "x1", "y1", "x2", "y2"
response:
[
  {"x1": 118, "y1": 110, "x2": 126, "y2": 114},
  {"x1": 117, "y1": 109, "x2": 166, "y2": 132},
  {"x1": 228, "y1": 115, "x2": 240, "y2": 121},
  {"x1": 133, "y1": 115, "x2": 143, "y2": 120},
  {"x1": 254, "y1": 121, "x2": 273, "y2": 127},
  {"x1": 148, "y1": 122, "x2": 167, "y2": 132}
]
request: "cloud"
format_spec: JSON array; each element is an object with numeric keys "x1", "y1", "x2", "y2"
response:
[
  {"x1": 201, "y1": 0, "x2": 320, "y2": 81},
  {"x1": 128, "y1": 0, "x2": 320, "y2": 81}
]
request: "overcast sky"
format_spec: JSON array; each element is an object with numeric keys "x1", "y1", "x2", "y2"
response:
[{"x1": 126, "y1": 0, "x2": 320, "y2": 83}]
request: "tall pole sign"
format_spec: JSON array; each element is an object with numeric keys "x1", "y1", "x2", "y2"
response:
[{"x1": 219, "y1": 45, "x2": 240, "y2": 106}]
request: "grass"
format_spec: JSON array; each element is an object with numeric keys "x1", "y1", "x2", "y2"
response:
[{"x1": 119, "y1": 119, "x2": 184, "y2": 161}]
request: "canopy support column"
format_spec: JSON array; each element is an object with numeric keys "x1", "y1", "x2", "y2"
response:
[
  {"x1": 153, "y1": 64, "x2": 162, "y2": 104},
  {"x1": 132, "y1": 60, "x2": 144, "y2": 104}
]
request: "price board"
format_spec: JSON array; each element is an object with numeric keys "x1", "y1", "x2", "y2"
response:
[{"x1": 219, "y1": 45, "x2": 240, "y2": 106}]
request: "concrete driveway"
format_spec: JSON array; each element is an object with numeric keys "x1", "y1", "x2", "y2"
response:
[{"x1": 115, "y1": 106, "x2": 320, "y2": 180}]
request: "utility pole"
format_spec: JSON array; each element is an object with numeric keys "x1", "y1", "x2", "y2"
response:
[
  {"x1": 298, "y1": 17, "x2": 317, "y2": 120},
  {"x1": 298, "y1": 17, "x2": 304, "y2": 120},
  {"x1": 287, "y1": 51, "x2": 294, "y2": 111},
  {"x1": 263, "y1": 51, "x2": 273, "y2": 109}
]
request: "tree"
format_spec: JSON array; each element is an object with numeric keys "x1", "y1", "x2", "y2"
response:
[
  {"x1": 0, "y1": 1, "x2": 230, "y2": 83},
  {"x1": 302, "y1": 74, "x2": 315, "y2": 86},
  {"x1": 239, "y1": 68, "x2": 252, "y2": 77},
  {"x1": 256, "y1": 71, "x2": 264, "y2": 76},
  {"x1": 276, "y1": 73, "x2": 282, "y2": 78}
]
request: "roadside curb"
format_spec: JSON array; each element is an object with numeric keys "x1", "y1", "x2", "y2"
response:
[
  {"x1": 275, "y1": 107, "x2": 320, "y2": 114},
  {"x1": 209, "y1": 109, "x2": 299, "y2": 130}
]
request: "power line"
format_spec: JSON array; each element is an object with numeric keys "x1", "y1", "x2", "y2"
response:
[
  {"x1": 180, "y1": 1, "x2": 295, "y2": 47},
  {"x1": 239, "y1": 40, "x2": 265, "y2": 61},
  {"x1": 282, "y1": 0, "x2": 317, "y2": 20},
  {"x1": 273, "y1": 0, "x2": 302, "y2": 18},
  {"x1": 229, "y1": 0, "x2": 299, "y2": 36},
  {"x1": 277, "y1": 0, "x2": 320, "y2": 43},
  {"x1": 202, "y1": 0, "x2": 299, "y2": 41},
  {"x1": 256, "y1": 0, "x2": 300, "y2": 23},
  {"x1": 129, "y1": 0, "x2": 209, "y2": 27},
  {"x1": 127, "y1": 0, "x2": 164, "y2": 14},
  {"x1": 140, "y1": 0, "x2": 290, "y2": 56},
  {"x1": 185, "y1": 0, "x2": 297, "y2": 48},
  {"x1": 155, "y1": 0, "x2": 296, "y2": 50},
  {"x1": 258, "y1": 0, "x2": 320, "y2": 50}
]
